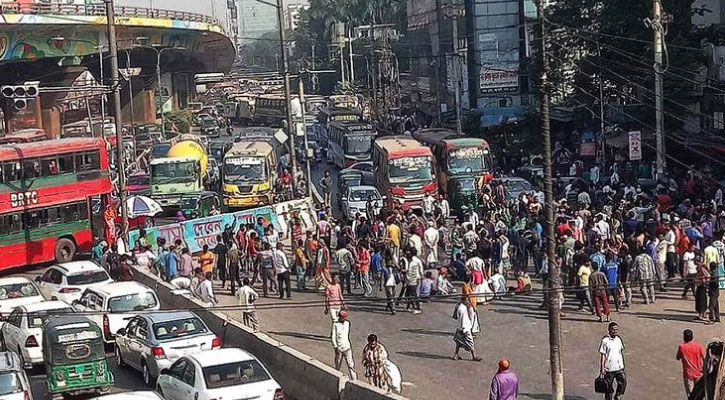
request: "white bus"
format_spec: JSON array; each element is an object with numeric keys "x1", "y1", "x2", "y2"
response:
[{"x1": 327, "y1": 121, "x2": 377, "y2": 168}]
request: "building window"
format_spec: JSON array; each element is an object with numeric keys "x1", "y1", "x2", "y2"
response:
[{"x1": 714, "y1": 112, "x2": 724, "y2": 130}]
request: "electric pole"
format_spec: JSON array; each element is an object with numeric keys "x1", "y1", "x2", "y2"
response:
[
  {"x1": 277, "y1": 0, "x2": 297, "y2": 194},
  {"x1": 652, "y1": 0, "x2": 666, "y2": 176},
  {"x1": 298, "y1": 77, "x2": 312, "y2": 197},
  {"x1": 450, "y1": 6, "x2": 462, "y2": 135},
  {"x1": 105, "y1": 0, "x2": 128, "y2": 244},
  {"x1": 370, "y1": 10, "x2": 378, "y2": 120},
  {"x1": 536, "y1": 1, "x2": 564, "y2": 399}
]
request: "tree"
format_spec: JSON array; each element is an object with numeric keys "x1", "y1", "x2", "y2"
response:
[
  {"x1": 241, "y1": 32, "x2": 282, "y2": 70},
  {"x1": 546, "y1": 0, "x2": 705, "y2": 130}
]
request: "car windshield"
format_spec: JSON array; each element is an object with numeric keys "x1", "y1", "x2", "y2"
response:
[
  {"x1": 0, "y1": 372, "x2": 21, "y2": 395},
  {"x1": 344, "y1": 135, "x2": 374, "y2": 155},
  {"x1": 506, "y1": 180, "x2": 534, "y2": 192},
  {"x1": 152, "y1": 145, "x2": 171, "y2": 158},
  {"x1": 108, "y1": 292, "x2": 157, "y2": 312},
  {"x1": 151, "y1": 161, "x2": 198, "y2": 184},
  {"x1": 28, "y1": 308, "x2": 73, "y2": 328},
  {"x1": 447, "y1": 147, "x2": 489, "y2": 174},
  {"x1": 454, "y1": 178, "x2": 477, "y2": 192},
  {"x1": 203, "y1": 360, "x2": 270, "y2": 389},
  {"x1": 224, "y1": 158, "x2": 267, "y2": 184},
  {"x1": 128, "y1": 174, "x2": 150, "y2": 186},
  {"x1": 67, "y1": 270, "x2": 110, "y2": 285},
  {"x1": 0, "y1": 283, "x2": 38, "y2": 299},
  {"x1": 389, "y1": 156, "x2": 433, "y2": 183},
  {"x1": 350, "y1": 189, "x2": 380, "y2": 202},
  {"x1": 153, "y1": 317, "x2": 208, "y2": 340}
]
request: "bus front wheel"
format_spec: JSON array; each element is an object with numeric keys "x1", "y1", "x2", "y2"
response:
[{"x1": 54, "y1": 238, "x2": 76, "y2": 263}]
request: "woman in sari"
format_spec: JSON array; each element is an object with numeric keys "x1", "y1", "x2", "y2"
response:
[
  {"x1": 315, "y1": 243, "x2": 332, "y2": 290},
  {"x1": 362, "y1": 334, "x2": 389, "y2": 389}
]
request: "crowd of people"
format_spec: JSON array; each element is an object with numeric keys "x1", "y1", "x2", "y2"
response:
[{"x1": 91, "y1": 140, "x2": 725, "y2": 399}]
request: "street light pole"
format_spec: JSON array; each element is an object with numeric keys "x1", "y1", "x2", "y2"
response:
[
  {"x1": 277, "y1": 0, "x2": 297, "y2": 194},
  {"x1": 298, "y1": 77, "x2": 312, "y2": 198},
  {"x1": 121, "y1": 49, "x2": 135, "y2": 131},
  {"x1": 105, "y1": 0, "x2": 128, "y2": 244}
]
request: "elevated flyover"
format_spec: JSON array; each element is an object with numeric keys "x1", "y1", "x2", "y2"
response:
[{"x1": 0, "y1": 1, "x2": 236, "y2": 133}]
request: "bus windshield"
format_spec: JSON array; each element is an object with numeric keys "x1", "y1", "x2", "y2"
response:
[
  {"x1": 151, "y1": 161, "x2": 198, "y2": 184},
  {"x1": 224, "y1": 157, "x2": 267, "y2": 184},
  {"x1": 344, "y1": 135, "x2": 374, "y2": 155},
  {"x1": 447, "y1": 147, "x2": 489, "y2": 174},
  {"x1": 389, "y1": 156, "x2": 433, "y2": 183}
]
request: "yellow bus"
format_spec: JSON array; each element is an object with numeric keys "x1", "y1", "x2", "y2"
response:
[{"x1": 222, "y1": 140, "x2": 278, "y2": 208}]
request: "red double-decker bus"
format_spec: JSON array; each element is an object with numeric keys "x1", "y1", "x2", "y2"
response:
[
  {"x1": 0, "y1": 138, "x2": 112, "y2": 270},
  {"x1": 372, "y1": 135, "x2": 437, "y2": 210}
]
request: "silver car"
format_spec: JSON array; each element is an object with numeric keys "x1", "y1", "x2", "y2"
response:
[
  {"x1": 341, "y1": 185, "x2": 383, "y2": 221},
  {"x1": 114, "y1": 311, "x2": 221, "y2": 387}
]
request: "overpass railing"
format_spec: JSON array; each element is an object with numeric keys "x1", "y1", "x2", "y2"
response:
[{"x1": 0, "y1": 3, "x2": 223, "y2": 29}]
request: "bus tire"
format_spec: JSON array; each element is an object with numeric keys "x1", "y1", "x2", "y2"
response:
[{"x1": 54, "y1": 238, "x2": 76, "y2": 263}]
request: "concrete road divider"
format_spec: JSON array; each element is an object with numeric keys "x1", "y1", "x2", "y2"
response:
[{"x1": 132, "y1": 267, "x2": 409, "y2": 400}]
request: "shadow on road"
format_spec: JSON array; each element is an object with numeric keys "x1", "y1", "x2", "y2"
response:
[
  {"x1": 268, "y1": 331, "x2": 330, "y2": 342},
  {"x1": 519, "y1": 393, "x2": 589, "y2": 400},
  {"x1": 397, "y1": 351, "x2": 452, "y2": 361},
  {"x1": 400, "y1": 328, "x2": 451, "y2": 337}
]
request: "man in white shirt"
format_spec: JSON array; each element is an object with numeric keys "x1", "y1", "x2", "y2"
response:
[
  {"x1": 273, "y1": 242, "x2": 291, "y2": 299},
  {"x1": 453, "y1": 296, "x2": 481, "y2": 361},
  {"x1": 595, "y1": 214, "x2": 611, "y2": 240},
  {"x1": 599, "y1": 322, "x2": 626, "y2": 400},
  {"x1": 682, "y1": 244, "x2": 697, "y2": 299},
  {"x1": 237, "y1": 278, "x2": 260, "y2": 331},
  {"x1": 439, "y1": 195, "x2": 450, "y2": 219},
  {"x1": 423, "y1": 221, "x2": 440, "y2": 265},
  {"x1": 405, "y1": 250, "x2": 424, "y2": 314},
  {"x1": 408, "y1": 230, "x2": 423, "y2": 258},
  {"x1": 199, "y1": 272, "x2": 216, "y2": 306},
  {"x1": 423, "y1": 192, "x2": 435, "y2": 218},
  {"x1": 331, "y1": 310, "x2": 357, "y2": 380}
]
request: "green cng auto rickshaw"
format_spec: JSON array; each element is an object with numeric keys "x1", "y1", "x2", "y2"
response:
[
  {"x1": 43, "y1": 316, "x2": 113, "y2": 398},
  {"x1": 448, "y1": 176, "x2": 480, "y2": 211},
  {"x1": 180, "y1": 191, "x2": 223, "y2": 219}
]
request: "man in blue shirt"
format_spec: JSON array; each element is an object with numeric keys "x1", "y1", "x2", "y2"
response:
[
  {"x1": 370, "y1": 247, "x2": 383, "y2": 291},
  {"x1": 602, "y1": 252, "x2": 620, "y2": 312},
  {"x1": 165, "y1": 245, "x2": 179, "y2": 282}
]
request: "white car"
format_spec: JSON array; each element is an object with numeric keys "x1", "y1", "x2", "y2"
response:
[
  {"x1": 340, "y1": 161, "x2": 374, "y2": 184},
  {"x1": 0, "y1": 301, "x2": 73, "y2": 369},
  {"x1": 156, "y1": 348, "x2": 283, "y2": 400},
  {"x1": 0, "y1": 352, "x2": 33, "y2": 400},
  {"x1": 35, "y1": 261, "x2": 113, "y2": 303},
  {"x1": 0, "y1": 278, "x2": 45, "y2": 319},
  {"x1": 115, "y1": 311, "x2": 221, "y2": 387},
  {"x1": 340, "y1": 185, "x2": 383, "y2": 221},
  {"x1": 73, "y1": 282, "x2": 160, "y2": 344},
  {"x1": 87, "y1": 392, "x2": 163, "y2": 399}
]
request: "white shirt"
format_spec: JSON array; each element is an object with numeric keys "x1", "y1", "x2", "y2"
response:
[
  {"x1": 599, "y1": 335, "x2": 625, "y2": 372},
  {"x1": 596, "y1": 220, "x2": 611, "y2": 240},
  {"x1": 199, "y1": 280, "x2": 216, "y2": 305},
  {"x1": 664, "y1": 230, "x2": 676, "y2": 253},
  {"x1": 135, "y1": 251, "x2": 157, "y2": 268},
  {"x1": 237, "y1": 285, "x2": 259, "y2": 312},
  {"x1": 440, "y1": 199, "x2": 450, "y2": 218},
  {"x1": 682, "y1": 251, "x2": 696, "y2": 275},
  {"x1": 331, "y1": 320, "x2": 352, "y2": 352},
  {"x1": 423, "y1": 195, "x2": 435, "y2": 214},
  {"x1": 423, "y1": 227, "x2": 439, "y2": 248},
  {"x1": 406, "y1": 256, "x2": 424, "y2": 284},
  {"x1": 408, "y1": 235, "x2": 423, "y2": 257},
  {"x1": 264, "y1": 231, "x2": 279, "y2": 249},
  {"x1": 490, "y1": 273, "x2": 507, "y2": 295},
  {"x1": 273, "y1": 249, "x2": 290, "y2": 274},
  {"x1": 466, "y1": 256, "x2": 485, "y2": 272},
  {"x1": 456, "y1": 302, "x2": 473, "y2": 332}
]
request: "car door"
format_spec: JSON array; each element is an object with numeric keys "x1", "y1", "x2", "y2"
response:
[
  {"x1": 37, "y1": 268, "x2": 62, "y2": 299},
  {"x1": 118, "y1": 318, "x2": 139, "y2": 369},
  {"x1": 160, "y1": 358, "x2": 188, "y2": 400},
  {"x1": 1, "y1": 309, "x2": 22, "y2": 351},
  {"x1": 131, "y1": 318, "x2": 152, "y2": 370},
  {"x1": 178, "y1": 360, "x2": 197, "y2": 400}
]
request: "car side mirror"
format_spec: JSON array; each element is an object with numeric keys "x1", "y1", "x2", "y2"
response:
[
  {"x1": 116, "y1": 328, "x2": 126, "y2": 336},
  {"x1": 34, "y1": 276, "x2": 41, "y2": 283},
  {"x1": 159, "y1": 368, "x2": 169, "y2": 376}
]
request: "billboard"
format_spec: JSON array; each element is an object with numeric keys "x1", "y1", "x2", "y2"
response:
[{"x1": 479, "y1": 69, "x2": 519, "y2": 94}]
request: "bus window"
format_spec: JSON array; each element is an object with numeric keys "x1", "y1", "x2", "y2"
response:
[
  {"x1": 40, "y1": 157, "x2": 59, "y2": 176},
  {"x1": 75, "y1": 152, "x2": 100, "y2": 171},
  {"x1": 58, "y1": 155, "x2": 74, "y2": 174},
  {"x1": 22, "y1": 160, "x2": 38, "y2": 179}
]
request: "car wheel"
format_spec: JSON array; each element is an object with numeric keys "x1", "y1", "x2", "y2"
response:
[
  {"x1": 115, "y1": 346, "x2": 125, "y2": 367},
  {"x1": 142, "y1": 361, "x2": 153, "y2": 387}
]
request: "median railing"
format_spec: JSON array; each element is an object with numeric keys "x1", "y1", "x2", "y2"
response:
[{"x1": 0, "y1": 3, "x2": 224, "y2": 31}]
